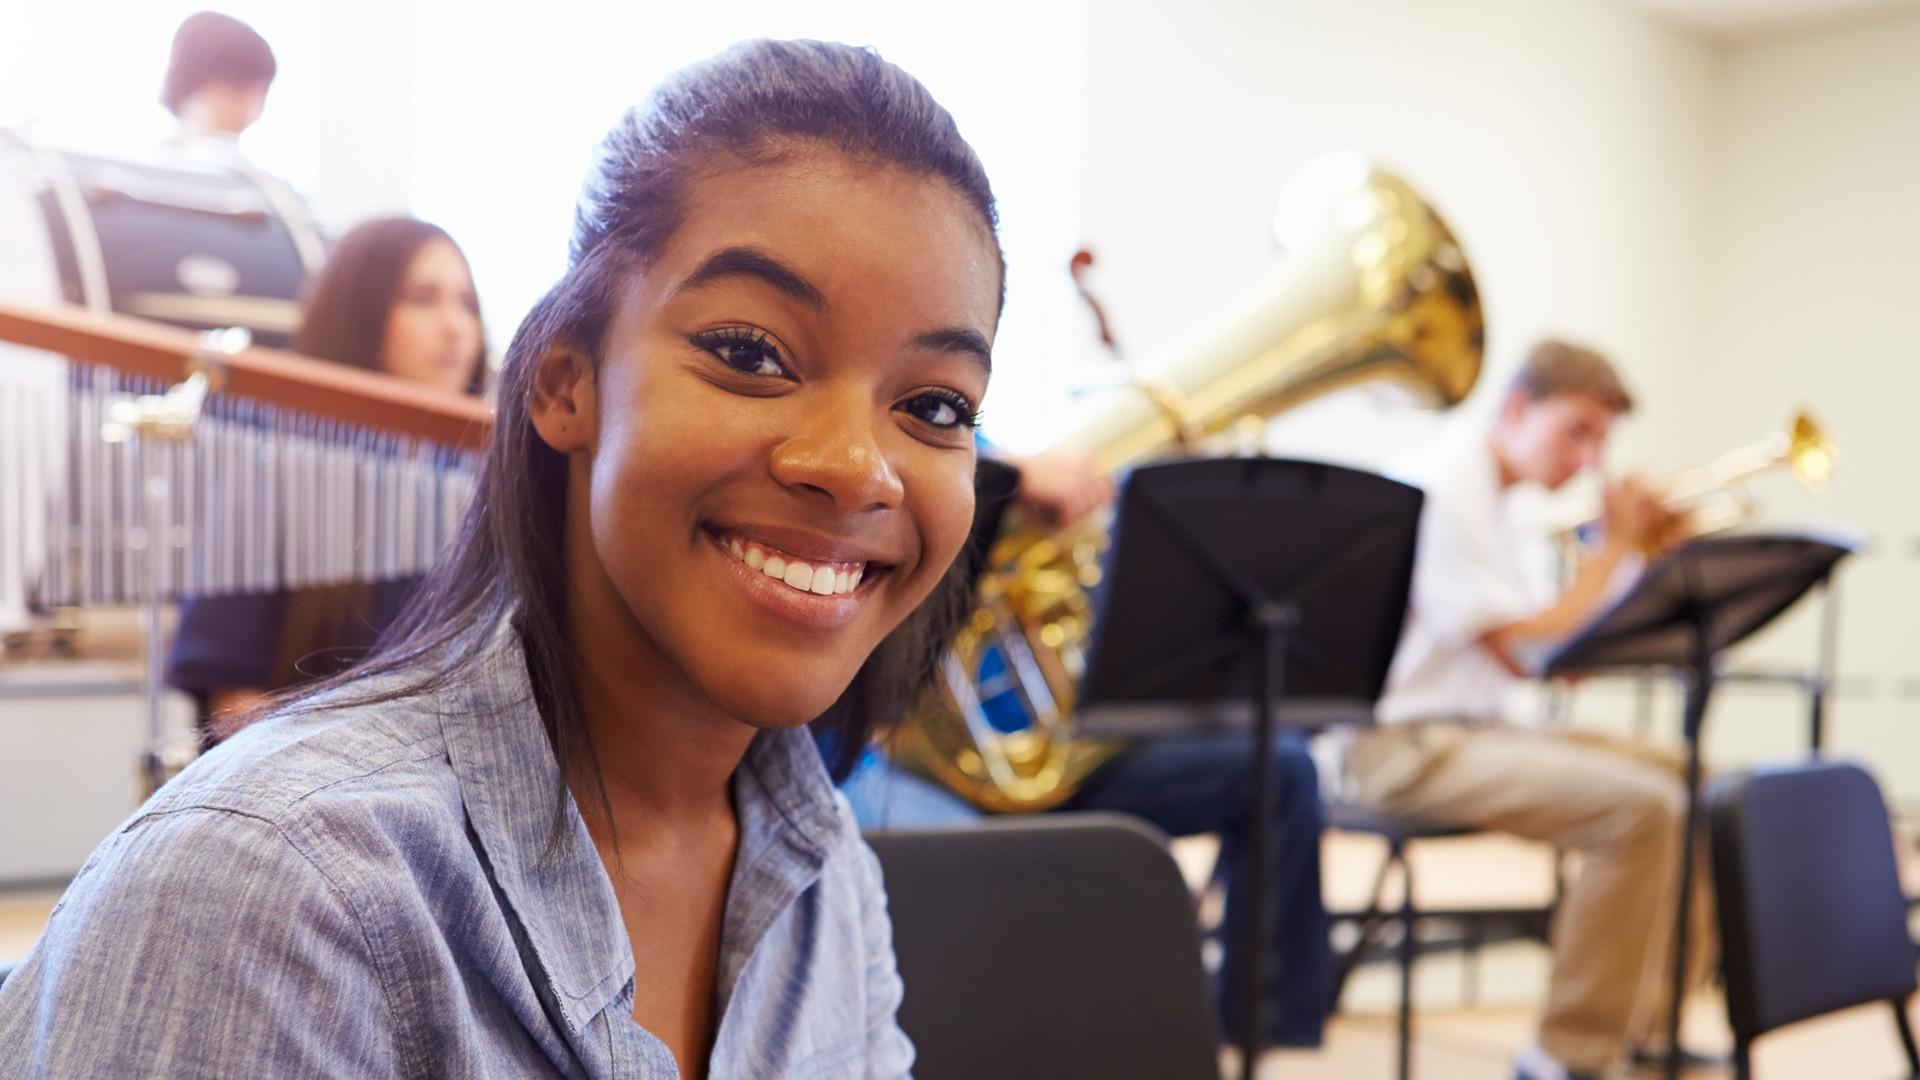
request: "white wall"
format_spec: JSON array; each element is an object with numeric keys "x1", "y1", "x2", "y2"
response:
[
  {"x1": 1074, "y1": 0, "x2": 1717, "y2": 471},
  {"x1": 0, "y1": 0, "x2": 323, "y2": 194},
  {"x1": 309, "y1": 0, "x2": 416, "y2": 231},
  {"x1": 1687, "y1": 9, "x2": 1920, "y2": 796},
  {"x1": 405, "y1": 2, "x2": 1089, "y2": 419}
]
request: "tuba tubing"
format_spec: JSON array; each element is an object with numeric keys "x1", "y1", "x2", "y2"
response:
[{"x1": 897, "y1": 155, "x2": 1486, "y2": 813}]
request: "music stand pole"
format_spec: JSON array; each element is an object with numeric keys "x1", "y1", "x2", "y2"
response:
[
  {"x1": 1811, "y1": 579, "x2": 1839, "y2": 753},
  {"x1": 1241, "y1": 602, "x2": 1299, "y2": 1080},
  {"x1": 1665, "y1": 598, "x2": 1714, "y2": 1080}
]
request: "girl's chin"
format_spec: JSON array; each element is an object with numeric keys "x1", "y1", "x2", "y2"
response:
[
  {"x1": 707, "y1": 681, "x2": 852, "y2": 732},
  {"x1": 735, "y1": 712, "x2": 829, "y2": 733},
  {"x1": 676, "y1": 632, "x2": 878, "y2": 731}
]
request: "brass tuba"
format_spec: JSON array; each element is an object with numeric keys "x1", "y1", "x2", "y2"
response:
[{"x1": 892, "y1": 155, "x2": 1486, "y2": 813}]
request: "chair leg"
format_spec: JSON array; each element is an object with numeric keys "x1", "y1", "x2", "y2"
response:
[
  {"x1": 1330, "y1": 842, "x2": 1398, "y2": 1010},
  {"x1": 1893, "y1": 997, "x2": 1920, "y2": 1077},
  {"x1": 1546, "y1": 846, "x2": 1568, "y2": 942},
  {"x1": 1398, "y1": 851, "x2": 1415, "y2": 1080},
  {"x1": 1462, "y1": 915, "x2": 1483, "y2": 1008}
]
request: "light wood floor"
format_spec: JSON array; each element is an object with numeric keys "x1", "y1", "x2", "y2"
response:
[{"x1": 1256, "y1": 994, "x2": 1920, "y2": 1078}]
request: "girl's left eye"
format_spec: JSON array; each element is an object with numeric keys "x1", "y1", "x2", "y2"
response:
[
  {"x1": 900, "y1": 389, "x2": 980, "y2": 430},
  {"x1": 691, "y1": 328, "x2": 789, "y2": 378}
]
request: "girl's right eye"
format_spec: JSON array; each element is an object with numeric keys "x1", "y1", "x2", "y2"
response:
[{"x1": 689, "y1": 327, "x2": 791, "y2": 379}]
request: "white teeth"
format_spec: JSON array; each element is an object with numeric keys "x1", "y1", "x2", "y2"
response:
[
  {"x1": 720, "y1": 534, "x2": 868, "y2": 598},
  {"x1": 784, "y1": 562, "x2": 813, "y2": 590}
]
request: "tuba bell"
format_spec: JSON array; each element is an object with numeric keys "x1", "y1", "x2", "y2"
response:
[{"x1": 892, "y1": 154, "x2": 1487, "y2": 813}]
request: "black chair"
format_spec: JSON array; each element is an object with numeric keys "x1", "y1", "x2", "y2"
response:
[
  {"x1": 868, "y1": 813, "x2": 1220, "y2": 1080},
  {"x1": 1324, "y1": 800, "x2": 1477, "y2": 1080},
  {"x1": 1709, "y1": 761, "x2": 1920, "y2": 1080}
]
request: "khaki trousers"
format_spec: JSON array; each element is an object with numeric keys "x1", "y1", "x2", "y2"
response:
[{"x1": 1347, "y1": 722, "x2": 1715, "y2": 1074}]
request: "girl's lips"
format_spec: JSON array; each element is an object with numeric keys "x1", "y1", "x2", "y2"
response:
[
  {"x1": 704, "y1": 531, "x2": 885, "y2": 631},
  {"x1": 707, "y1": 520, "x2": 902, "y2": 569},
  {"x1": 712, "y1": 529, "x2": 866, "y2": 597}
]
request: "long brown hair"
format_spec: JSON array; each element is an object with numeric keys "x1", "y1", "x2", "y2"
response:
[
  {"x1": 252, "y1": 218, "x2": 487, "y2": 695},
  {"x1": 296, "y1": 217, "x2": 488, "y2": 396},
  {"x1": 258, "y1": 40, "x2": 1002, "y2": 817}
]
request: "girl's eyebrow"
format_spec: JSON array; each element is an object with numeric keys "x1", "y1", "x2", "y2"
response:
[
  {"x1": 910, "y1": 328, "x2": 992, "y2": 374},
  {"x1": 678, "y1": 244, "x2": 991, "y2": 374},
  {"x1": 675, "y1": 246, "x2": 825, "y2": 310}
]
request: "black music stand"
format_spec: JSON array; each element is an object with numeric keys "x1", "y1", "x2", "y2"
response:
[
  {"x1": 1074, "y1": 457, "x2": 1424, "y2": 1079},
  {"x1": 1543, "y1": 529, "x2": 1857, "y2": 1080}
]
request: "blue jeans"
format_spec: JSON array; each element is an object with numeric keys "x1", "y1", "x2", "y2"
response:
[
  {"x1": 1061, "y1": 735, "x2": 1330, "y2": 1047},
  {"x1": 842, "y1": 736, "x2": 1330, "y2": 1048}
]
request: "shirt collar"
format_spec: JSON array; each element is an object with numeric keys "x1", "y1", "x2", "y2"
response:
[{"x1": 438, "y1": 615, "x2": 853, "y2": 1034}]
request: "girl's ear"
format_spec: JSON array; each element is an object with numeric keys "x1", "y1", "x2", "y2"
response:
[{"x1": 529, "y1": 340, "x2": 598, "y2": 454}]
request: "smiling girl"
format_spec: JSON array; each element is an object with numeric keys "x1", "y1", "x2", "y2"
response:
[{"x1": 0, "y1": 40, "x2": 1000, "y2": 1078}]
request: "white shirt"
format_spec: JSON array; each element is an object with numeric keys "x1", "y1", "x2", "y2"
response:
[{"x1": 1375, "y1": 434, "x2": 1559, "y2": 725}]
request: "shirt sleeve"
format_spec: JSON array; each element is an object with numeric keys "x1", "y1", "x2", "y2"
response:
[
  {"x1": 0, "y1": 807, "x2": 402, "y2": 1077},
  {"x1": 853, "y1": 834, "x2": 915, "y2": 1079},
  {"x1": 1409, "y1": 487, "x2": 1539, "y2": 651}
]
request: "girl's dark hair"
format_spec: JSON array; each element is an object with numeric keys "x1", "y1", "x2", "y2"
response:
[
  {"x1": 262, "y1": 40, "x2": 1001, "y2": 797},
  {"x1": 240, "y1": 218, "x2": 487, "y2": 697},
  {"x1": 161, "y1": 11, "x2": 277, "y2": 116},
  {"x1": 296, "y1": 216, "x2": 489, "y2": 396}
]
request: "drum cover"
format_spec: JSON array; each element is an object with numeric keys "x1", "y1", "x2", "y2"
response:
[{"x1": 4, "y1": 127, "x2": 318, "y2": 349}]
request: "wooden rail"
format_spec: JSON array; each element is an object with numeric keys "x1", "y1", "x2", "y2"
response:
[{"x1": 0, "y1": 300, "x2": 494, "y2": 450}]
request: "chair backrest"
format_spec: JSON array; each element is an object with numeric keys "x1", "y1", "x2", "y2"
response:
[
  {"x1": 867, "y1": 813, "x2": 1220, "y2": 1080},
  {"x1": 1710, "y1": 761, "x2": 1917, "y2": 1040}
]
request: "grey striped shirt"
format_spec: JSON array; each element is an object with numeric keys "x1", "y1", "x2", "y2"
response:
[{"x1": 0, "y1": 619, "x2": 912, "y2": 1078}]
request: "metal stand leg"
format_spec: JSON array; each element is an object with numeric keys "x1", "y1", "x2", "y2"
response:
[
  {"x1": 103, "y1": 348, "x2": 229, "y2": 798},
  {"x1": 138, "y1": 442, "x2": 171, "y2": 797},
  {"x1": 1237, "y1": 606, "x2": 1294, "y2": 1080},
  {"x1": 1397, "y1": 852, "x2": 1415, "y2": 1080},
  {"x1": 1244, "y1": 611, "x2": 1290, "y2": 1076},
  {"x1": 1332, "y1": 847, "x2": 1398, "y2": 1009},
  {"x1": 1894, "y1": 997, "x2": 1920, "y2": 1077},
  {"x1": 1665, "y1": 620, "x2": 1715, "y2": 1080},
  {"x1": 1810, "y1": 575, "x2": 1839, "y2": 754},
  {"x1": 1463, "y1": 912, "x2": 1483, "y2": 1008}
]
